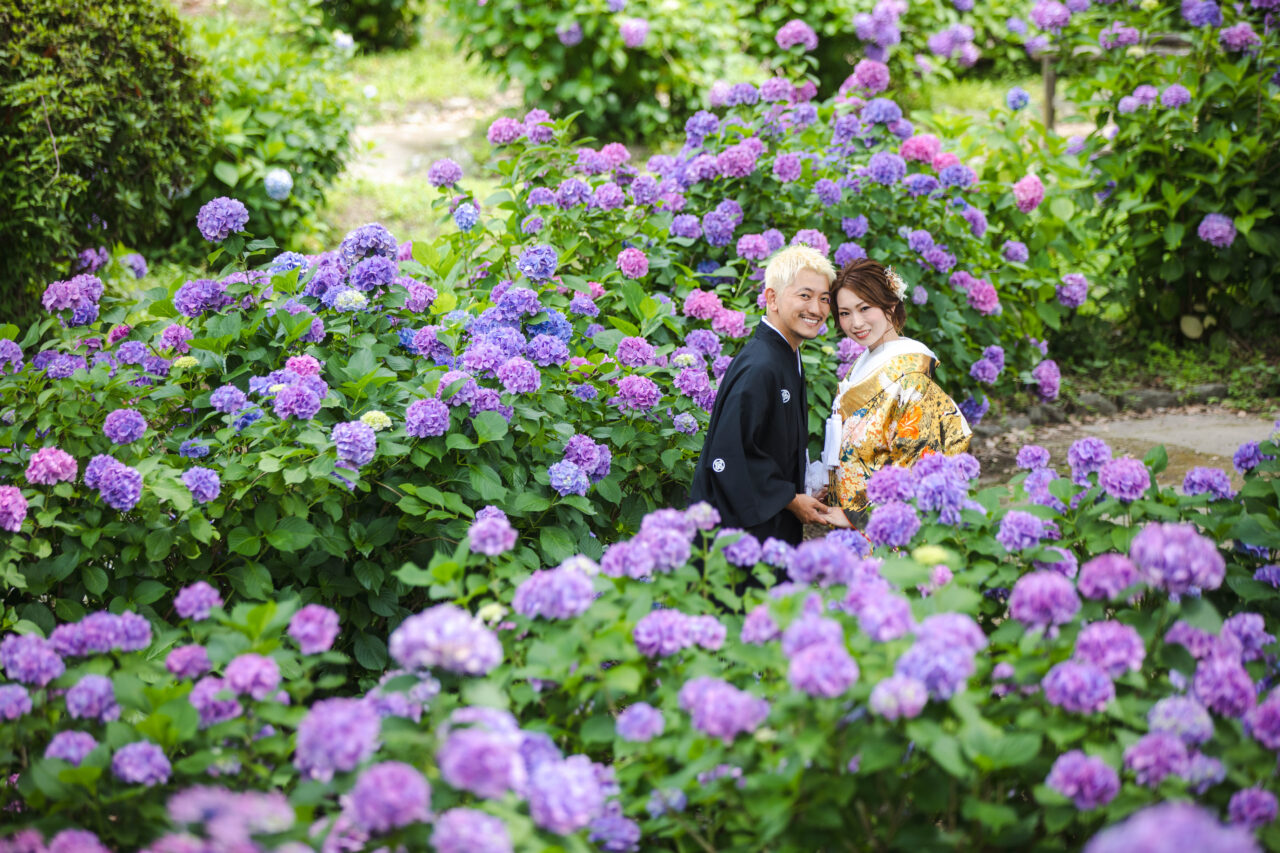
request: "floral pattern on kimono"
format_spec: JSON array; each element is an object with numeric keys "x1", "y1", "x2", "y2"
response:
[{"x1": 830, "y1": 351, "x2": 972, "y2": 514}]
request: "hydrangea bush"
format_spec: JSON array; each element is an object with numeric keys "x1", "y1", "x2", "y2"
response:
[
  {"x1": 1020, "y1": 0, "x2": 1280, "y2": 334},
  {"x1": 1, "y1": 426, "x2": 1277, "y2": 849}
]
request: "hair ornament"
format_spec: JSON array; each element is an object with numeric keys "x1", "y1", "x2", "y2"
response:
[{"x1": 885, "y1": 266, "x2": 908, "y2": 301}]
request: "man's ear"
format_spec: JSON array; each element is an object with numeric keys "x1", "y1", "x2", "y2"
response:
[{"x1": 762, "y1": 285, "x2": 777, "y2": 312}]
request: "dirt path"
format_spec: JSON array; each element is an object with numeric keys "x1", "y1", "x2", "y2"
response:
[{"x1": 974, "y1": 405, "x2": 1278, "y2": 488}]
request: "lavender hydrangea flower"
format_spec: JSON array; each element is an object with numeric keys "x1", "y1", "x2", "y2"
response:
[
  {"x1": 1129, "y1": 522, "x2": 1224, "y2": 595},
  {"x1": 437, "y1": 722, "x2": 525, "y2": 799},
  {"x1": 678, "y1": 676, "x2": 770, "y2": 742},
  {"x1": 1073, "y1": 621, "x2": 1145, "y2": 676},
  {"x1": 1043, "y1": 662, "x2": 1115, "y2": 714},
  {"x1": 1085, "y1": 802, "x2": 1257, "y2": 852},
  {"x1": 340, "y1": 223, "x2": 398, "y2": 266},
  {"x1": 1122, "y1": 731, "x2": 1188, "y2": 786},
  {"x1": 174, "y1": 581, "x2": 223, "y2": 620},
  {"x1": 1009, "y1": 570, "x2": 1080, "y2": 630},
  {"x1": 1003, "y1": 240, "x2": 1030, "y2": 262},
  {"x1": 1182, "y1": 466, "x2": 1236, "y2": 500},
  {"x1": 332, "y1": 421, "x2": 376, "y2": 467},
  {"x1": 857, "y1": 592, "x2": 914, "y2": 642},
  {"x1": 225, "y1": 653, "x2": 281, "y2": 701},
  {"x1": 1058, "y1": 273, "x2": 1088, "y2": 308},
  {"x1": 789, "y1": 641, "x2": 859, "y2": 698},
  {"x1": 869, "y1": 674, "x2": 928, "y2": 720},
  {"x1": 468, "y1": 512, "x2": 517, "y2": 556},
  {"x1": 289, "y1": 604, "x2": 340, "y2": 654},
  {"x1": 997, "y1": 510, "x2": 1046, "y2": 552},
  {"x1": 1068, "y1": 436, "x2": 1111, "y2": 484},
  {"x1": 1, "y1": 633, "x2": 65, "y2": 686},
  {"x1": 1047, "y1": 751, "x2": 1120, "y2": 810},
  {"x1": 431, "y1": 808, "x2": 513, "y2": 853},
  {"x1": 196, "y1": 197, "x2": 249, "y2": 243},
  {"x1": 1193, "y1": 654, "x2": 1256, "y2": 718},
  {"x1": 1223, "y1": 613, "x2": 1274, "y2": 662},
  {"x1": 166, "y1": 644, "x2": 211, "y2": 679},
  {"x1": 46, "y1": 730, "x2": 98, "y2": 766},
  {"x1": 389, "y1": 603, "x2": 503, "y2": 675},
  {"x1": 776, "y1": 18, "x2": 819, "y2": 50},
  {"x1": 865, "y1": 500, "x2": 920, "y2": 547},
  {"x1": 1099, "y1": 456, "x2": 1150, "y2": 502},
  {"x1": 103, "y1": 408, "x2": 147, "y2": 444},
  {"x1": 26, "y1": 446, "x2": 77, "y2": 485},
  {"x1": 513, "y1": 566, "x2": 594, "y2": 620},
  {"x1": 294, "y1": 697, "x2": 380, "y2": 781},
  {"x1": 349, "y1": 761, "x2": 431, "y2": 833},
  {"x1": 895, "y1": 639, "x2": 975, "y2": 699},
  {"x1": 181, "y1": 466, "x2": 220, "y2": 503},
  {"x1": 528, "y1": 755, "x2": 606, "y2": 834},
  {"x1": 66, "y1": 674, "x2": 120, "y2": 722},
  {"x1": 1016, "y1": 445, "x2": 1050, "y2": 470},
  {"x1": 1228, "y1": 787, "x2": 1278, "y2": 830},
  {"x1": 112, "y1": 741, "x2": 171, "y2": 786},
  {"x1": 616, "y1": 702, "x2": 665, "y2": 742},
  {"x1": 0, "y1": 486, "x2": 28, "y2": 532},
  {"x1": 0, "y1": 683, "x2": 31, "y2": 721},
  {"x1": 1197, "y1": 212, "x2": 1237, "y2": 248},
  {"x1": 1149, "y1": 695, "x2": 1214, "y2": 746}
]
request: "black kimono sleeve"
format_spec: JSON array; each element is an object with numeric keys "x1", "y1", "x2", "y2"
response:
[{"x1": 690, "y1": 363, "x2": 795, "y2": 529}]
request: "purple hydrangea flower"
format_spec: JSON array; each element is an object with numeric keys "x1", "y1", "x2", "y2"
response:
[
  {"x1": 678, "y1": 676, "x2": 770, "y2": 742},
  {"x1": 1228, "y1": 787, "x2": 1278, "y2": 830},
  {"x1": 66, "y1": 674, "x2": 120, "y2": 722},
  {"x1": 1129, "y1": 522, "x2": 1224, "y2": 595},
  {"x1": 174, "y1": 581, "x2": 223, "y2": 620},
  {"x1": 1099, "y1": 456, "x2": 1150, "y2": 502},
  {"x1": 289, "y1": 604, "x2": 340, "y2": 654},
  {"x1": 1194, "y1": 654, "x2": 1256, "y2": 718},
  {"x1": 1074, "y1": 621, "x2": 1145, "y2": 676},
  {"x1": 225, "y1": 653, "x2": 281, "y2": 701},
  {"x1": 776, "y1": 18, "x2": 819, "y2": 50},
  {"x1": 1220, "y1": 22, "x2": 1260, "y2": 52},
  {"x1": 468, "y1": 513, "x2": 517, "y2": 556},
  {"x1": 616, "y1": 702, "x2": 665, "y2": 742},
  {"x1": 1043, "y1": 661, "x2": 1115, "y2": 714},
  {"x1": 788, "y1": 641, "x2": 859, "y2": 698},
  {"x1": 1123, "y1": 731, "x2": 1188, "y2": 786},
  {"x1": 1046, "y1": 750, "x2": 1120, "y2": 809},
  {"x1": 349, "y1": 761, "x2": 432, "y2": 832},
  {"x1": 166, "y1": 644, "x2": 211, "y2": 679},
  {"x1": 1068, "y1": 436, "x2": 1111, "y2": 484},
  {"x1": 294, "y1": 697, "x2": 381, "y2": 781},
  {"x1": 1148, "y1": 695, "x2": 1214, "y2": 745},
  {"x1": 869, "y1": 674, "x2": 928, "y2": 720},
  {"x1": 389, "y1": 604, "x2": 503, "y2": 675},
  {"x1": 1058, "y1": 273, "x2": 1088, "y2": 308},
  {"x1": 431, "y1": 808, "x2": 513, "y2": 853},
  {"x1": 26, "y1": 446, "x2": 77, "y2": 485},
  {"x1": 196, "y1": 197, "x2": 249, "y2": 242},
  {"x1": 112, "y1": 741, "x2": 171, "y2": 786},
  {"x1": 517, "y1": 244, "x2": 558, "y2": 281},
  {"x1": 0, "y1": 683, "x2": 31, "y2": 721},
  {"x1": 997, "y1": 510, "x2": 1046, "y2": 551},
  {"x1": 103, "y1": 408, "x2": 147, "y2": 444},
  {"x1": 1084, "y1": 802, "x2": 1257, "y2": 852},
  {"x1": 1009, "y1": 570, "x2": 1080, "y2": 630},
  {"x1": 181, "y1": 466, "x2": 220, "y2": 503},
  {"x1": 428, "y1": 158, "x2": 463, "y2": 188},
  {"x1": 865, "y1": 500, "x2": 920, "y2": 547},
  {"x1": 1, "y1": 633, "x2": 65, "y2": 686},
  {"x1": 528, "y1": 755, "x2": 606, "y2": 834},
  {"x1": 46, "y1": 730, "x2": 98, "y2": 765},
  {"x1": 1182, "y1": 466, "x2": 1236, "y2": 500},
  {"x1": 1197, "y1": 212, "x2": 1237, "y2": 248},
  {"x1": 332, "y1": 421, "x2": 376, "y2": 467},
  {"x1": 513, "y1": 566, "x2": 595, "y2": 620}
]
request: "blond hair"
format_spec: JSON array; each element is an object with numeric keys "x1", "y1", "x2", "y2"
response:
[{"x1": 763, "y1": 244, "x2": 836, "y2": 299}]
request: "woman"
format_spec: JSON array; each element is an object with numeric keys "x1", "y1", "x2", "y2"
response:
[{"x1": 820, "y1": 258, "x2": 972, "y2": 528}]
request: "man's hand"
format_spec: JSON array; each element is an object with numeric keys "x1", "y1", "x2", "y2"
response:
[
  {"x1": 818, "y1": 505, "x2": 853, "y2": 529},
  {"x1": 787, "y1": 493, "x2": 830, "y2": 525}
]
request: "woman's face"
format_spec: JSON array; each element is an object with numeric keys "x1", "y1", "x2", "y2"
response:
[{"x1": 836, "y1": 287, "x2": 898, "y2": 350}]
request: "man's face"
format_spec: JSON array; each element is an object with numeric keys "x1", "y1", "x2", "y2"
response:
[{"x1": 766, "y1": 268, "x2": 831, "y2": 349}]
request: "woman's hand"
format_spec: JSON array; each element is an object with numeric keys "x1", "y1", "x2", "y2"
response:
[{"x1": 820, "y1": 505, "x2": 852, "y2": 528}]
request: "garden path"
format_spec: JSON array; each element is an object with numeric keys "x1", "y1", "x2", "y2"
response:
[{"x1": 974, "y1": 406, "x2": 1278, "y2": 488}]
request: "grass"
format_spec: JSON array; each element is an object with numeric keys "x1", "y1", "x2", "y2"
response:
[
  {"x1": 349, "y1": 7, "x2": 506, "y2": 122},
  {"x1": 322, "y1": 174, "x2": 502, "y2": 243},
  {"x1": 1061, "y1": 338, "x2": 1280, "y2": 413},
  {"x1": 910, "y1": 73, "x2": 1088, "y2": 131}
]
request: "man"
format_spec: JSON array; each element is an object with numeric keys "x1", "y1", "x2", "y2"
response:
[{"x1": 689, "y1": 244, "x2": 833, "y2": 546}]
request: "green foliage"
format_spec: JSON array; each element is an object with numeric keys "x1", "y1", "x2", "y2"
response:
[
  {"x1": 1053, "y1": 3, "x2": 1280, "y2": 335},
  {"x1": 323, "y1": 0, "x2": 427, "y2": 50},
  {"x1": 0, "y1": 0, "x2": 214, "y2": 323},
  {"x1": 154, "y1": 13, "x2": 357, "y2": 261},
  {"x1": 438, "y1": 0, "x2": 750, "y2": 140}
]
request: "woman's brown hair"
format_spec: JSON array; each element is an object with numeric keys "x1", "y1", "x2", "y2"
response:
[{"x1": 830, "y1": 258, "x2": 907, "y2": 333}]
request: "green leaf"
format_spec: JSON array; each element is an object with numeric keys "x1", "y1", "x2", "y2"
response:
[
  {"x1": 539, "y1": 526, "x2": 577, "y2": 563},
  {"x1": 213, "y1": 160, "x2": 239, "y2": 187},
  {"x1": 82, "y1": 565, "x2": 108, "y2": 596},
  {"x1": 473, "y1": 411, "x2": 509, "y2": 444},
  {"x1": 1179, "y1": 596, "x2": 1223, "y2": 633},
  {"x1": 352, "y1": 632, "x2": 388, "y2": 670},
  {"x1": 1142, "y1": 445, "x2": 1168, "y2": 476},
  {"x1": 228, "y1": 527, "x2": 261, "y2": 557},
  {"x1": 264, "y1": 516, "x2": 316, "y2": 552}
]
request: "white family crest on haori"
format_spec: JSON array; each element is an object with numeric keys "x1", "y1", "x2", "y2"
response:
[
  {"x1": 781, "y1": 389, "x2": 791, "y2": 403},
  {"x1": 712, "y1": 458, "x2": 726, "y2": 473}
]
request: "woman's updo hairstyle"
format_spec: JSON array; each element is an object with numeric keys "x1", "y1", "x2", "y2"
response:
[{"x1": 830, "y1": 258, "x2": 907, "y2": 333}]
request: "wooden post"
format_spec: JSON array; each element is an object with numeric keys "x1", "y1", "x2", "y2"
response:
[{"x1": 1043, "y1": 54, "x2": 1056, "y2": 130}]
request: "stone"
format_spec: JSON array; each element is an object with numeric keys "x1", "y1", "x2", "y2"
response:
[
  {"x1": 1123, "y1": 388, "x2": 1178, "y2": 411},
  {"x1": 1005, "y1": 415, "x2": 1032, "y2": 431},
  {"x1": 1185, "y1": 382, "x2": 1229, "y2": 403},
  {"x1": 1072, "y1": 392, "x2": 1118, "y2": 416},
  {"x1": 1028, "y1": 404, "x2": 1068, "y2": 426}
]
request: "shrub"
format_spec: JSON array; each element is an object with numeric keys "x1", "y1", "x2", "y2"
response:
[
  {"x1": 439, "y1": 0, "x2": 748, "y2": 140},
  {"x1": 322, "y1": 0, "x2": 427, "y2": 51},
  {"x1": 1029, "y1": 0, "x2": 1280, "y2": 335},
  {"x1": 153, "y1": 14, "x2": 357, "y2": 261},
  {"x1": 0, "y1": 428, "x2": 1277, "y2": 848},
  {"x1": 0, "y1": 0, "x2": 214, "y2": 323}
]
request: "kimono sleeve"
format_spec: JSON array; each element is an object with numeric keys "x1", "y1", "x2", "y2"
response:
[
  {"x1": 886, "y1": 372, "x2": 972, "y2": 464},
  {"x1": 699, "y1": 367, "x2": 797, "y2": 528}
]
